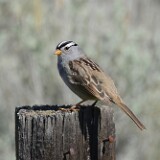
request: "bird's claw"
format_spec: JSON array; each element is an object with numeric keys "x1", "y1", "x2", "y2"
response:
[{"x1": 59, "y1": 106, "x2": 80, "y2": 112}]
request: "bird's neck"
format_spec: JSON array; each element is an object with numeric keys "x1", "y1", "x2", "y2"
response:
[{"x1": 59, "y1": 53, "x2": 85, "y2": 63}]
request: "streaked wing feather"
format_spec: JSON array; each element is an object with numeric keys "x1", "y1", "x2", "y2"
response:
[{"x1": 68, "y1": 58, "x2": 110, "y2": 101}]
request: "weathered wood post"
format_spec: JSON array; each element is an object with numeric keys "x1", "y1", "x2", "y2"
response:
[{"x1": 15, "y1": 105, "x2": 115, "y2": 160}]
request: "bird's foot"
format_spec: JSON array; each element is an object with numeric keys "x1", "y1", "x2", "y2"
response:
[
  {"x1": 70, "y1": 105, "x2": 80, "y2": 112},
  {"x1": 91, "y1": 100, "x2": 98, "y2": 106},
  {"x1": 59, "y1": 105, "x2": 80, "y2": 112},
  {"x1": 59, "y1": 108, "x2": 71, "y2": 112}
]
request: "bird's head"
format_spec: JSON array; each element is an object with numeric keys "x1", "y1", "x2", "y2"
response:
[{"x1": 54, "y1": 40, "x2": 84, "y2": 61}]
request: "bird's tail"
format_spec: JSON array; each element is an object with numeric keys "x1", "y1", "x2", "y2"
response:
[{"x1": 116, "y1": 100, "x2": 146, "y2": 130}]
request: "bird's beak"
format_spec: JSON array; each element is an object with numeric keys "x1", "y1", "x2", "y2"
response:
[{"x1": 54, "y1": 49, "x2": 62, "y2": 56}]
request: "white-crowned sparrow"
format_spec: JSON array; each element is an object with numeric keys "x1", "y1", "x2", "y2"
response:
[{"x1": 54, "y1": 40, "x2": 145, "y2": 130}]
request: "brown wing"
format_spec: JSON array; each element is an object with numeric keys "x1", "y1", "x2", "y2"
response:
[{"x1": 68, "y1": 57, "x2": 112, "y2": 102}]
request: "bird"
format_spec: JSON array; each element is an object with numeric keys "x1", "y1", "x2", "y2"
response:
[{"x1": 54, "y1": 40, "x2": 146, "y2": 130}]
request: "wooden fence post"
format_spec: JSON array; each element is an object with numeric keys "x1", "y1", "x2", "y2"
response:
[{"x1": 15, "y1": 105, "x2": 115, "y2": 160}]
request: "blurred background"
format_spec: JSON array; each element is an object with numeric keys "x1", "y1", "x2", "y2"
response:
[{"x1": 0, "y1": 0, "x2": 160, "y2": 159}]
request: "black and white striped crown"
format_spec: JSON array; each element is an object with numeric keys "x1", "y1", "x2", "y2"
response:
[{"x1": 56, "y1": 41, "x2": 78, "y2": 50}]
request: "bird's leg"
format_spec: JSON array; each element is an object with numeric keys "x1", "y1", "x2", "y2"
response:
[
  {"x1": 60, "y1": 100, "x2": 97, "y2": 112},
  {"x1": 70, "y1": 100, "x2": 86, "y2": 111},
  {"x1": 71, "y1": 100, "x2": 97, "y2": 111},
  {"x1": 91, "y1": 100, "x2": 98, "y2": 106},
  {"x1": 59, "y1": 100, "x2": 86, "y2": 112}
]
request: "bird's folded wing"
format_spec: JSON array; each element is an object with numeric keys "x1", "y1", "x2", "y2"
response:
[{"x1": 68, "y1": 58, "x2": 111, "y2": 102}]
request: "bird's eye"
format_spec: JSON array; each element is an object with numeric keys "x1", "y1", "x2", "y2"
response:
[{"x1": 64, "y1": 46, "x2": 69, "y2": 50}]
